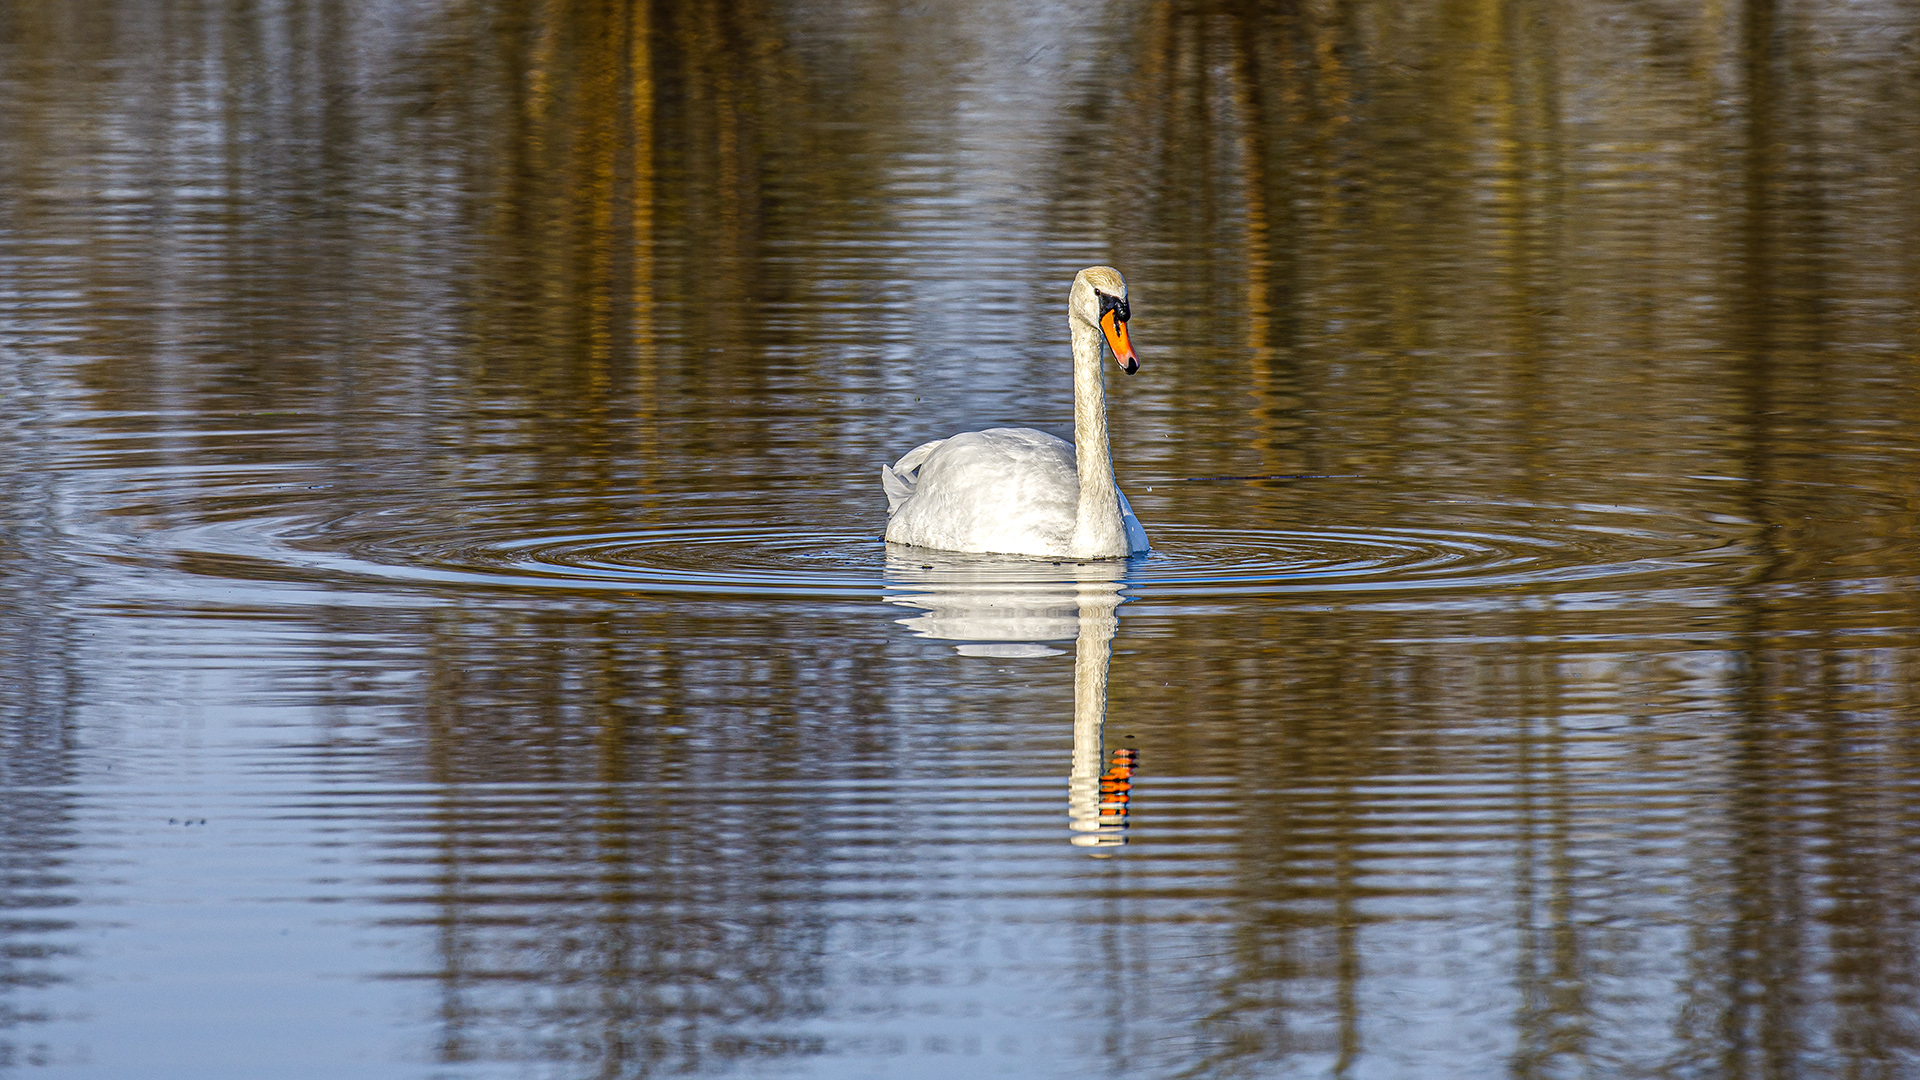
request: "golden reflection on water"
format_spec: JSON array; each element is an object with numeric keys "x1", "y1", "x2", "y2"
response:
[{"x1": 1, "y1": 0, "x2": 1918, "y2": 1075}]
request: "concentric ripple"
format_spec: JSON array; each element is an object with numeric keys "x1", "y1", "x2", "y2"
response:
[
  {"x1": 1132, "y1": 522, "x2": 1711, "y2": 595},
  {"x1": 110, "y1": 503, "x2": 1739, "y2": 603}
]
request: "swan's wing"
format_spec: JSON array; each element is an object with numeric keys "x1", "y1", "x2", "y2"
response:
[
  {"x1": 882, "y1": 438, "x2": 947, "y2": 514},
  {"x1": 884, "y1": 430, "x2": 1082, "y2": 554},
  {"x1": 890, "y1": 439, "x2": 946, "y2": 476},
  {"x1": 1117, "y1": 487, "x2": 1150, "y2": 555}
]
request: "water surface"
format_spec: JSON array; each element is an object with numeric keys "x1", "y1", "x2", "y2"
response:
[{"x1": 3, "y1": 0, "x2": 1919, "y2": 1076}]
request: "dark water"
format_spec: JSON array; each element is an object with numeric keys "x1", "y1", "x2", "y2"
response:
[{"x1": 4, "y1": 0, "x2": 1919, "y2": 1076}]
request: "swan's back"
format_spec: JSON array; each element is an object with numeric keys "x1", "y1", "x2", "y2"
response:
[{"x1": 882, "y1": 428, "x2": 1080, "y2": 556}]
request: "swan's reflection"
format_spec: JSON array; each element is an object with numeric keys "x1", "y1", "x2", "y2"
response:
[{"x1": 884, "y1": 549, "x2": 1134, "y2": 848}]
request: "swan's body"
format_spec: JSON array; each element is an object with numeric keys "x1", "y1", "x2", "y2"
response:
[{"x1": 882, "y1": 267, "x2": 1148, "y2": 559}]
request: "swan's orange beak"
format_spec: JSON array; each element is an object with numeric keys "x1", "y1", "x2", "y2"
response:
[{"x1": 1100, "y1": 309, "x2": 1139, "y2": 375}]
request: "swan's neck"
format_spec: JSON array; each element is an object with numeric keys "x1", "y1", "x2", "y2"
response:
[{"x1": 1069, "y1": 318, "x2": 1124, "y2": 558}]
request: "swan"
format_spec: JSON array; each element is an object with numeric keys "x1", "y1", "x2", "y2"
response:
[{"x1": 881, "y1": 266, "x2": 1149, "y2": 559}]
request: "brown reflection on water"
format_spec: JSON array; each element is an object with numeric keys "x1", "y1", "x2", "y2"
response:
[
  {"x1": 403, "y1": 607, "x2": 893, "y2": 1072},
  {"x1": 1107, "y1": 1, "x2": 1920, "y2": 1071},
  {"x1": 404, "y1": 0, "x2": 806, "y2": 515},
  {"x1": 1123, "y1": 0, "x2": 1919, "y2": 499}
]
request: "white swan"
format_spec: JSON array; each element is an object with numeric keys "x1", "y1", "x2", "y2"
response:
[{"x1": 881, "y1": 266, "x2": 1149, "y2": 559}]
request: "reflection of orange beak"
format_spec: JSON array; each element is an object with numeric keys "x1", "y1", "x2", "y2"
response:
[{"x1": 1100, "y1": 309, "x2": 1139, "y2": 375}]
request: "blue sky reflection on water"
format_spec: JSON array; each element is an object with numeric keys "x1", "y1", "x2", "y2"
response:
[{"x1": 3, "y1": 0, "x2": 1919, "y2": 1076}]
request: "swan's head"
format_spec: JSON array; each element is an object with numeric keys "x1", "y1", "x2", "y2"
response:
[{"x1": 1070, "y1": 266, "x2": 1138, "y2": 375}]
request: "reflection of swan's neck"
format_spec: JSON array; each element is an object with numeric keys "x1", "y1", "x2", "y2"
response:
[
  {"x1": 1070, "y1": 317, "x2": 1122, "y2": 558},
  {"x1": 877, "y1": 556, "x2": 1131, "y2": 846},
  {"x1": 1068, "y1": 586, "x2": 1126, "y2": 847}
]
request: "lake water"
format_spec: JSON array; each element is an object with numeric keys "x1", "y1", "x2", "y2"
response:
[{"x1": 3, "y1": 0, "x2": 1918, "y2": 1076}]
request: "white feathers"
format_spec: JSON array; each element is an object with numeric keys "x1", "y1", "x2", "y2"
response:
[{"x1": 882, "y1": 428, "x2": 1086, "y2": 556}]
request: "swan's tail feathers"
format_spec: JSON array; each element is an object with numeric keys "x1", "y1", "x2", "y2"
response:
[
  {"x1": 881, "y1": 464, "x2": 914, "y2": 514},
  {"x1": 881, "y1": 439, "x2": 945, "y2": 515}
]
